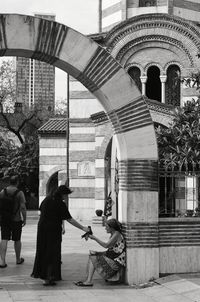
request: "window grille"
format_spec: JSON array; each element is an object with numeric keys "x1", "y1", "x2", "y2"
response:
[{"x1": 159, "y1": 170, "x2": 200, "y2": 217}]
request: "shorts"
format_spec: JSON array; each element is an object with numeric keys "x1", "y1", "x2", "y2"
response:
[{"x1": 1, "y1": 221, "x2": 22, "y2": 241}]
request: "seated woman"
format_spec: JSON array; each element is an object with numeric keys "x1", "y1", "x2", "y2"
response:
[{"x1": 74, "y1": 218, "x2": 126, "y2": 287}]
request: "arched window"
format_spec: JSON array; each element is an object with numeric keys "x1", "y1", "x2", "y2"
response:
[
  {"x1": 165, "y1": 65, "x2": 181, "y2": 107},
  {"x1": 128, "y1": 66, "x2": 142, "y2": 92},
  {"x1": 146, "y1": 66, "x2": 161, "y2": 102}
]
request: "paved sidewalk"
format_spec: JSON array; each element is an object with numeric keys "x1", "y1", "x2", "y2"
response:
[{"x1": 0, "y1": 211, "x2": 200, "y2": 301}]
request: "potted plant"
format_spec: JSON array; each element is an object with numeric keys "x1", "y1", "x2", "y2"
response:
[{"x1": 95, "y1": 209, "x2": 103, "y2": 217}]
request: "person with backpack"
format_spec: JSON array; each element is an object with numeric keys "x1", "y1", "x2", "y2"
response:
[{"x1": 0, "y1": 175, "x2": 27, "y2": 268}]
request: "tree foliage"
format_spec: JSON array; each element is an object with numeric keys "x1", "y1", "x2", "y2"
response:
[
  {"x1": 0, "y1": 58, "x2": 41, "y2": 197},
  {"x1": 55, "y1": 96, "x2": 67, "y2": 115},
  {"x1": 0, "y1": 59, "x2": 16, "y2": 113},
  {"x1": 156, "y1": 99, "x2": 200, "y2": 171}
]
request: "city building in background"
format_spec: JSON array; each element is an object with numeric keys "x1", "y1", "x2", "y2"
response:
[{"x1": 16, "y1": 13, "x2": 56, "y2": 113}]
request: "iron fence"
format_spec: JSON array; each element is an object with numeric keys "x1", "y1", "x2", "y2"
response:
[{"x1": 159, "y1": 170, "x2": 200, "y2": 217}]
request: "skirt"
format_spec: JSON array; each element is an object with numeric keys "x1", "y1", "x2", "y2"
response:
[{"x1": 89, "y1": 251, "x2": 123, "y2": 281}]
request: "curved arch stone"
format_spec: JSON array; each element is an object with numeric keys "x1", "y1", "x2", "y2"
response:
[{"x1": 0, "y1": 14, "x2": 158, "y2": 285}]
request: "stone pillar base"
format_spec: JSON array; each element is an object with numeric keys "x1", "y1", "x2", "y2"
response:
[{"x1": 92, "y1": 216, "x2": 105, "y2": 225}]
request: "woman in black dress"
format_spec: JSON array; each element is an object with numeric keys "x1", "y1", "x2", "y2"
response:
[{"x1": 31, "y1": 185, "x2": 89, "y2": 286}]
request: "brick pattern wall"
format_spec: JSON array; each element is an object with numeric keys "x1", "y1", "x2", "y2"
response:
[
  {"x1": 119, "y1": 160, "x2": 158, "y2": 191},
  {"x1": 159, "y1": 219, "x2": 200, "y2": 247},
  {"x1": 123, "y1": 219, "x2": 200, "y2": 249},
  {"x1": 173, "y1": 0, "x2": 200, "y2": 22},
  {"x1": 100, "y1": 0, "x2": 199, "y2": 32},
  {"x1": 123, "y1": 222, "x2": 159, "y2": 248},
  {"x1": 39, "y1": 136, "x2": 67, "y2": 199},
  {"x1": 101, "y1": 0, "x2": 122, "y2": 32},
  {"x1": 68, "y1": 121, "x2": 96, "y2": 219},
  {"x1": 77, "y1": 47, "x2": 121, "y2": 93},
  {"x1": 108, "y1": 96, "x2": 153, "y2": 134}
]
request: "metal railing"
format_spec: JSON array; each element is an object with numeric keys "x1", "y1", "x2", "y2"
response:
[{"x1": 159, "y1": 170, "x2": 200, "y2": 217}]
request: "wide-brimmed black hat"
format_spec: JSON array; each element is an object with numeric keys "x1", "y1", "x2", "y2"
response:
[{"x1": 57, "y1": 185, "x2": 73, "y2": 195}]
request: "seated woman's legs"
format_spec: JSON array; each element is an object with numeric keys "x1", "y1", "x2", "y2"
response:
[{"x1": 84, "y1": 257, "x2": 95, "y2": 285}]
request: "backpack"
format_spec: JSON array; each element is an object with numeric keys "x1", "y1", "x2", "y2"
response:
[{"x1": 0, "y1": 188, "x2": 20, "y2": 226}]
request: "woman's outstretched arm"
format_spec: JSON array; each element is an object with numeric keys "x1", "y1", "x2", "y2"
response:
[
  {"x1": 67, "y1": 217, "x2": 89, "y2": 233},
  {"x1": 89, "y1": 232, "x2": 119, "y2": 249}
]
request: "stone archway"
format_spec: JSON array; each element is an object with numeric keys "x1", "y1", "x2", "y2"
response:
[{"x1": 0, "y1": 14, "x2": 158, "y2": 284}]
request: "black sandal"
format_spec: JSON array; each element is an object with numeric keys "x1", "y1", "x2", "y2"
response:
[
  {"x1": 74, "y1": 281, "x2": 93, "y2": 287},
  {"x1": 16, "y1": 258, "x2": 24, "y2": 265},
  {"x1": 43, "y1": 281, "x2": 56, "y2": 286}
]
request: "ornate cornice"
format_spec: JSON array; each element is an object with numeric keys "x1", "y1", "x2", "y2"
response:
[
  {"x1": 105, "y1": 14, "x2": 200, "y2": 69},
  {"x1": 106, "y1": 13, "x2": 200, "y2": 52},
  {"x1": 90, "y1": 111, "x2": 109, "y2": 125},
  {"x1": 116, "y1": 34, "x2": 194, "y2": 67},
  {"x1": 145, "y1": 98, "x2": 174, "y2": 117}
]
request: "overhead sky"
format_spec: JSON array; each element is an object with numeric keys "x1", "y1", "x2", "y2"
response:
[
  {"x1": 0, "y1": 0, "x2": 98, "y2": 34},
  {"x1": 0, "y1": 0, "x2": 99, "y2": 100}
]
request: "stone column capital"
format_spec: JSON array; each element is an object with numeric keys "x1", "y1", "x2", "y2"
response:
[
  {"x1": 160, "y1": 75, "x2": 167, "y2": 83},
  {"x1": 140, "y1": 76, "x2": 147, "y2": 83}
]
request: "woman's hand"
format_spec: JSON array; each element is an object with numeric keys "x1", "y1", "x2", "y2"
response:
[
  {"x1": 88, "y1": 234, "x2": 95, "y2": 240},
  {"x1": 82, "y1": 226, "x2": 90, "y2": 233}
]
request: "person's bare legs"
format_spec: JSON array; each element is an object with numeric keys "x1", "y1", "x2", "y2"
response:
[
  {"x1": 84, "y1": 257, "x2": 95, "y2": 284},
  {"x1": 14, "y1": 240, "x2": 21, "y2": 263},
  {"x1": 0, "y1": 240, "x2": 8, "y2": 266}
]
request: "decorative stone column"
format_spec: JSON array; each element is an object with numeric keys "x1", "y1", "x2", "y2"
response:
[
  {"x1": 140, "y1": 76, "x2": 147, "y2": 95},
  {"x1": 118, "y1": 158, "x2": 159, "y2": 284},
  {"x1": 160, "y1": 75, "x2": 167, "y2": 104}
]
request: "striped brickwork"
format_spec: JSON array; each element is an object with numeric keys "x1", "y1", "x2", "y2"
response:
[
  {"x1": 123, "y1": 222, "x2": 159, "y2": 248},
  {"x1": 127, "y1": 0, "x2": 168, "y2": 19},
  {"x1": 68, "y1": 120, "x2": 96, "y2": 220},
  {"x1": 108, "y1": 96, "x2": 153, "y2": 134},
  {"x1": 159, "y1": 219, "x2": 200, "y2": 247},
  {"x1": 123, "y1": 221, "x2": 159, "y2": 282},
  {"x1": 119, "y1": 159, "x2": 158, "y2": 191},
  {"x1": 173, "y1": 0, "x2": 200, "y2": 23},
  {"x1": 69, "y1": 77, "x2": 103, "y2": 118},
  {"x1": 39, "y1": 135, "x2": 67, "y2": 202},
  {"x1": 94, "y1": 120, "x2": 113, "y2": 211},
  {"x1": 100, "y1": 0, "x2": 199, "y2": 32},
  {"x1": 159, "y1": 218, "x2": 200, "y2": 274},
  {"x1": 101, "y1": 0, "x2": 122, "y2": 32},
  {"x1": 31, "y1": 18, "x2": 68, "y2": 64},
  {"x1": 68, "y1": 76, "x2": 105, "y2": 218},
  {"x1": 123, "y1": 218, "x2": 200, "y2": 275},
  {"x1": 77, "y1": 47, "x2": 121, "y2": 93},
  {"x1": 125, "y1": 217, "x2": 200, "y2": 248}
]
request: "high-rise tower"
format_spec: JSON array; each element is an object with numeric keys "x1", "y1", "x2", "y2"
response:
[{"x1": 16, "y1": 14, "x2": 56, "y2": 113}]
